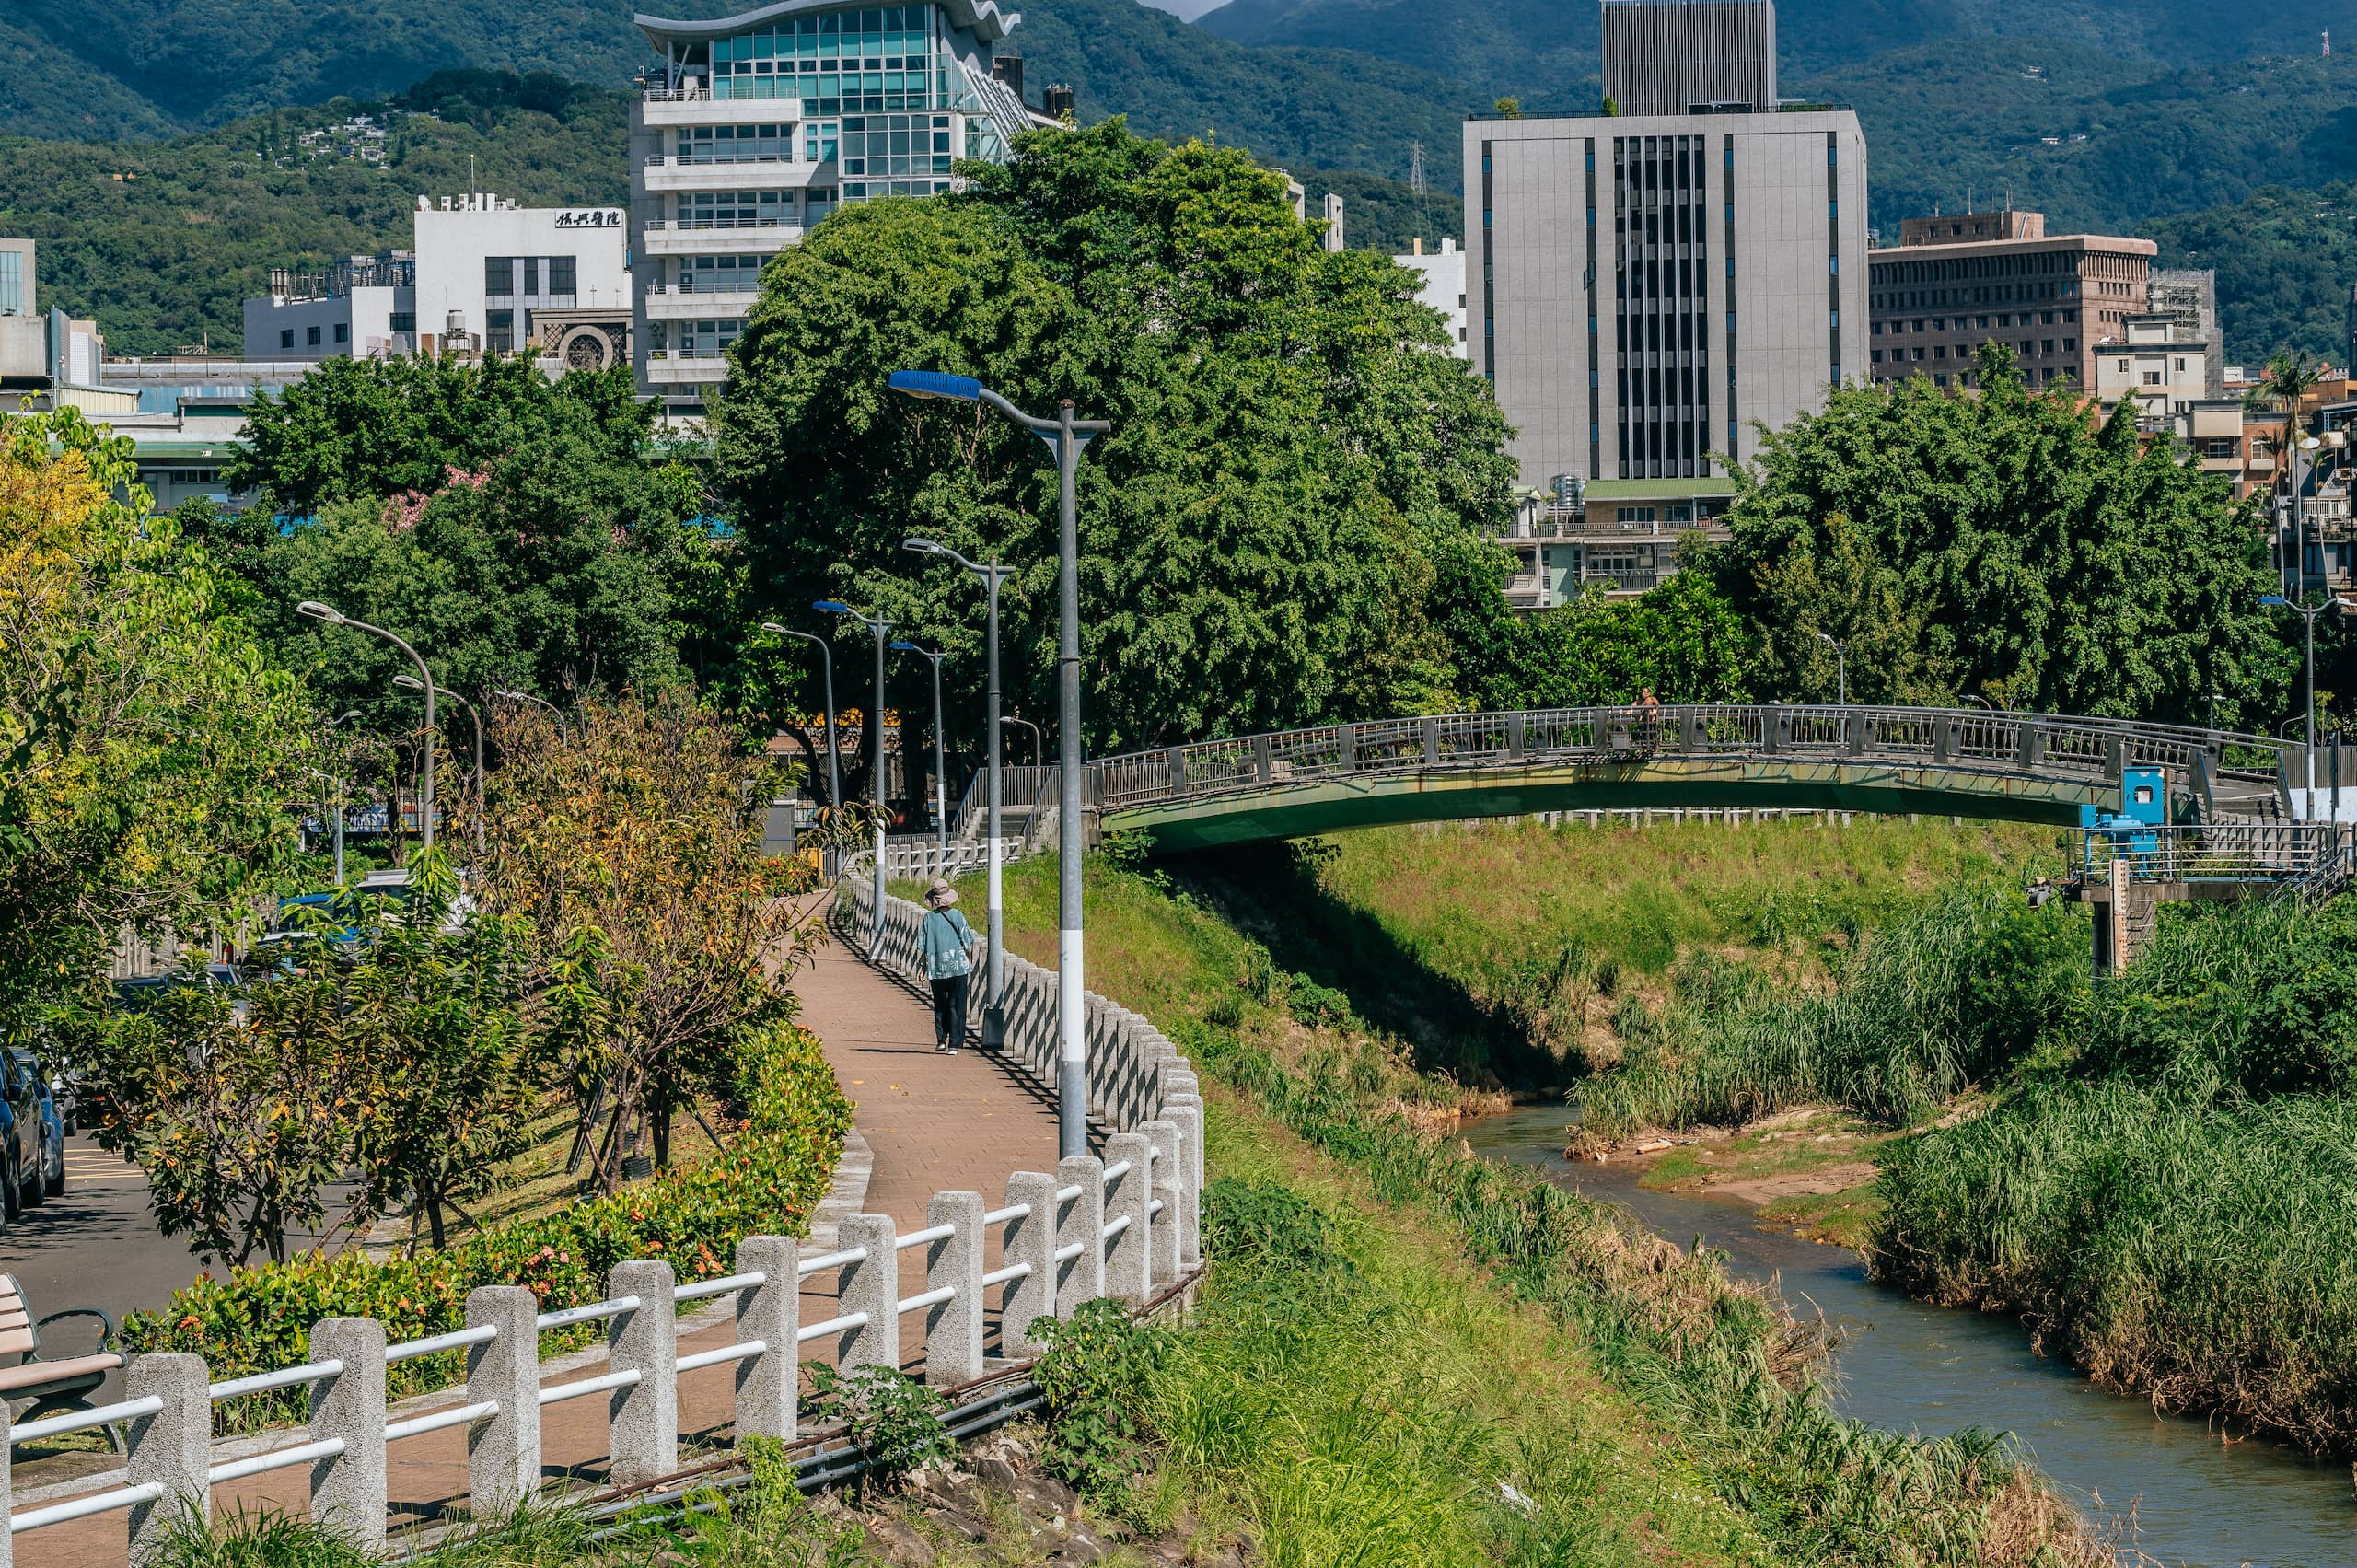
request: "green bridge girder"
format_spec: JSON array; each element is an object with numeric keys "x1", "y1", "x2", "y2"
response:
[{"x1": 1100, "y1": 755, "x2": 2108, "y2": 854}]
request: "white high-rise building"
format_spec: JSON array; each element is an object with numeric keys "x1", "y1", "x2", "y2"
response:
[
  {"x1": 1394, "y1": 238, "x2": 1469, "y2": 359},
  {"x1": 1466, "y1": 0, "x2": 1867, "y2": 487},
  {"x1": 630, "y1": 0, "x2": 1044, "y2": 406}
]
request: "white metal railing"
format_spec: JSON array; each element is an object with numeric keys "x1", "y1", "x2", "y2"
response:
[
  {"x1": 1079, "y1": 704, "x2": 2303, "y2": 823},
  {"x1": 644, "y1": 217, "x2": 804, "y2": 233},
  {"x1": 6, "y1": 943, "x2": 1203, "y2": 1568}
]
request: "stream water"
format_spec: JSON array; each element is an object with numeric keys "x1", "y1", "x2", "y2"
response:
[{"x1": 1460, "y1": 1106, "x2": 2357, "y2": 1568}]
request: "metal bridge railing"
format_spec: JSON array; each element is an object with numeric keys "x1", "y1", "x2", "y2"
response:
[
  {"x1": 1087, "y1": 704, "x2": 2299, "y2": 819},
  {"x1": 2068, "y1": 823, "x2": 2339, "y2": 883}
]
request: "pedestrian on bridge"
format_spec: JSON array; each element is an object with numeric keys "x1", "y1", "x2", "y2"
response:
[{"x1": 921, "y1": 878, "x2": 976, "y2": 1054}]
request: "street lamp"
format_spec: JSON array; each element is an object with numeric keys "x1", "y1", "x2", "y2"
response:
[
  {"x1": 2295, "y1": 434, "x2": 2324, "y2": 594},
  {"x1": 890, "y1": 641, "x2": 949, "y2": 857},
  {"x1": 817, "y1": 598, "x2": 893, "y2": 958},
  {"x1": 493, "y1": 687, "x2": 568, "y2": 742},
  {"x1": 323, "y1": 709, "x2": 360, "y2": 884},
  {"x1": 2261, "y1": 593, "x2": 2342, "y2": 808},
  {"x1": 889, "y1": 369, "x2": 1110, "y2": 1158},
  {"x1": 1816, "y1": 632, "x2": 1849, "y2": 705},
  {"x1": 904, "y1": 536, "x2": 1018, "y2": 1051},
  {"x1": 298, "y1": 600, "x2": 435, "y2": 854},
  {"x1": 1002, "y1": 715, "x2": 1043, "y2": 767},
  {"x1": 394, "y1": 675, "x2": 484, "y2": 855},
  {"x1": 761, "y1": 623, "x2": 843, "y2": 811}
]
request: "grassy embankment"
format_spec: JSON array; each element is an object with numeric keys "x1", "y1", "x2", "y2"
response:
[{"x1": 968, "y1": 842, "x2": 2104, "y2": 1567}]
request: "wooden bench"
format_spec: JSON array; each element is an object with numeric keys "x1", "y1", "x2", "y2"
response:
[{"x1": 0, "y1": 1273, "x2": 125, "y2": 1450}]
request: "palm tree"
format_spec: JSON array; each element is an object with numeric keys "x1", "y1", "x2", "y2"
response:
[{"x1": 2255, "y1": 351, "x2": 2327, "y2": 590}]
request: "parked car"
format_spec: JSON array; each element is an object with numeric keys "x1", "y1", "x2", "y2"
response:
[
  {"x1": 111, "y1": 963, "x2": 247, "y2": 1016},
  {"x1": 0, "y1": 1049, "x2": 43, "y2": 1217},
  {"x1": 9, "y1": 1050, "x2": 65, "y2": 1199}
]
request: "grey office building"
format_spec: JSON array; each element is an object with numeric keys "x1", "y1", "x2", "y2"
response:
[
  {"x1": 1467, "y1": 107, "x2": 1865, "y2": 486},
  {"x1": 1601, "y1": 0, "x2": 1776, "y2": 115}
]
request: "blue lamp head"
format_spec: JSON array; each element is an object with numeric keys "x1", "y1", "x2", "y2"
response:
[
  {"x1": 890, "y1": 640, "x2": 920, "y2": 652},
  {"x1": 888, "y1": 370, "x2": 982, "y2": 401},
  {"x1": 2261, "y1": 595, "x2": 2292, "y2": 607},
  {"x1": 814, "y1": 599, "x2": 852, "y2": 615}
]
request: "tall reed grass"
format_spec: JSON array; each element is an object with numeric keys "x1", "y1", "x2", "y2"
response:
[
  {"x1": 1872, "y1": 897, "x2": 2357, "y2": 1452},
  {"x1": 1584, "y1": 889, "x2": 2087, "y2": 1133}
]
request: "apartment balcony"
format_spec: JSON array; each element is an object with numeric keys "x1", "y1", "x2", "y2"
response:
[
  {"x1": 641, "y1": 85, "x2": 802, "y2": 128},
  {"x1": 643, "y1": 350, "x2": 732, "y2": 385},
  {"x1": 641, "y1": 155, "x2": 831, "y2": 193},
  {"x1": 644, "y1": 285, "x2": 761, "y2": 320},
  {"x1": 641, "y1": 218, "x2": 807, "y2": 256}
]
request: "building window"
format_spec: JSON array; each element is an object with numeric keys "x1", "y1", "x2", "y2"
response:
[
  {"x1": 307, "y1": 324, "x2": 321, "y2": 345},
  {"x1": 0, "y1": 249, "x2": 20, "y2": 317},
  {"x1": 333, "y1": 322, "x2": 348, "y2": 343},
  {"x1": 2143, "y1": 370, "x2": 2163, "y2": 385},
  {"x1": 485, "y1": 257, "x2": 514, "y2": 296},
  {"x1": 486, "y1": 308, "x2": 515, "y2": 354},
  {"x1": 2042, "y1": 339, "x2": 2054, "y2": 354},
  {"x1": 280, "y1": 329, "x2": 295, "y2": 350},
  {"x1": 390, "y1": 312, "x2": 415, "y2": 332}
]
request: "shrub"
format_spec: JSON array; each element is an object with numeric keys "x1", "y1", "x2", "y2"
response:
[
  {"x1": 1029, "y1": 1297, "x2": 1173, "y2": 1499},
  {"x1": 121, "y1": 1021, "x2": 851, "y2": 1423},
  {"x1": 1201, "y1": 1177, "x2": 1349, "y2": 1277},
  {"x1": 804, "y1": 1365, "x2": 953, "y2": 1491}
]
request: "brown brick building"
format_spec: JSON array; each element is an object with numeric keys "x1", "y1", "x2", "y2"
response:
[{"x1": 1866, "y1": 209, "x2": 2155, "y2": 393}]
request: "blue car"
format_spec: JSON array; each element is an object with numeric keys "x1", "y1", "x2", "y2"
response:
[{"x1": 8, "y1": 1050, "x2": 64, "y2": 1199}]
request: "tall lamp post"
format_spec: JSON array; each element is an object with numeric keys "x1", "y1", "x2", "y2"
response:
[
  {"x1": 1816, "y1": 632, "x2": 1849, "y2": 705},
  {"x1": 817, "y1": 598, "x2": 893, "y2": 957},
  {"x1": 395, "y1": 675, "x2": 484, "y2": 855},
  {"x1": 888, "y1": 369, "x2": 1110, "y2": 1158},
  {"x1": 890, "y1": 641, "x2": 949, "y2": 856},
  {"x1": 493, "y1": 687, "x2": 568, "y2": 742},
  {"x1": 904, "y1": 538, "x2": 1016, "y2": 1051},
  {"x1": 324, "y1": 709, "x2": 360, "y2": 884},
  {"x1": 1002, "y1": 715, "x2": 1043, "y2": 767},
  {"x1": 298, "y1": 601, "x2": 435, "y2": 854},
  {"x1": 2262, "y1": 594, "x2": 2342, "y2": 810},
  {"x1": 761, "y1": 623, "x2": 843, "y2": 812}
]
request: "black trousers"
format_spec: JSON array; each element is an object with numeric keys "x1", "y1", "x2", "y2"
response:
[{"x1": 930, "y1": 972, "x2": 970, "y2": 1050}]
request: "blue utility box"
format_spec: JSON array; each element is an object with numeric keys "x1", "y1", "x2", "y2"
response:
[{"x1": 2078, "y1": 769, "x2": 2167, "y2": 863}]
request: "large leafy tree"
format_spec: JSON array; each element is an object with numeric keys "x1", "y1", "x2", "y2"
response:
[
  {"x1": 714, "y1": 119, "x2": 1518, "y2": 763},
  {"x1": 1708, "y1": 346, "x2": 2289, "y2": 723},
  {"x1": 0, "y1": 408, "x2": 312, "y2": 1024},
  {"x1": 200, "y1": 355, "x2": 740, "y2": 725},
  {"x1": 1487, "y1": 568, "x2": 1759, "y2": 709}
]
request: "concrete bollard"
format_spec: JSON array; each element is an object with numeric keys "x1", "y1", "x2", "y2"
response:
[
  {"x1": 1055, "y1": 1155, "x2": 1107, "y2": 1315},
  {"x1": 836, "y1": 1215, "x2": 900, "y2": 1373},
  {"x1": 126, "y1": 1353, "x2": 210, "y2": 1568},
  {"x1": 308, "y1": 1318, "x2": 388, "y2": 1550},
  {"x1": 465, "y1": 1285, "x2": 542, "y2": 1517},
  {"x1": 923, "y1": 1191, "x2": 985, "y2": 1388},
  {"x1": 1141, "y1": 1119, "x2": 1182, "y2": 1287},
  {"x1": 1103, "y1": 1132, "x2": 1152, "y2": 1304},
  {"x1": 999, "y1": 1170, "x2": 1058, "y2": 1359},
  {"x1": 735, "y1": 1237, "x2": 799, "y2": 1441},
  {"x1": 608, "y1": 1261, "x2": 678, "y2": 1487},
  {"x1": 1166, "y1": 1099, "x2": 1204, "y2": 1272}
]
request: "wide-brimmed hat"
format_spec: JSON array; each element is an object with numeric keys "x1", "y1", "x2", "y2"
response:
[{"x1": 925, "y1": 878, "x2": 958, "y2": 908}]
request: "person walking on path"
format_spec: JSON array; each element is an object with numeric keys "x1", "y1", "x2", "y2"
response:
[{"x1": 920, "y1": 878, "x2": 975, "y2": 1053}]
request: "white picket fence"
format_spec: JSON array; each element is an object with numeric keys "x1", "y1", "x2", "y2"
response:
[{"x1": 3, "y1": 887, "x2": 1205, "y2": 1568}]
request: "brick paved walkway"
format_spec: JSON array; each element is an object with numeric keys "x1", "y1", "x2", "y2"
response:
[{"x1": 14, "y1": 915, "x2": 1055, "y2": 1566}]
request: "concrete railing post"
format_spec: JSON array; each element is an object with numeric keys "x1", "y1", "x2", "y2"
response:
[
  {"x1": 1142, "y1": 1119, "x2": 1182, "y2": 1287},
  {"x1": 1166, "y1": 1098, "x2": 1204, "y2": 1272},
  {"x1": 735, "y1": 1237, "x2": 799, "y2": 1442},
  {"x1": 925, "y1": 1191, "x2": 985, "y2": 1388},
  {"x1": 1103, "y1": 1132, "x2": 1152, "y2": 1305},
  {"x1": 1055, "y1": 1155, "x2": 1107, "y2": 1316},
  {"x1": 837, "y1": 1215, "x2": 900, "y2": 1373},
  {"x1": 1001, "y1": 1170, "x2": 1059, "y2": 1358},
  {"x1": 125, "y1": 1353, "x2": 210, "y2": 1568},
  {"x1": 308, "y1": 1318, "x2": 388, "y2": 1550},
  {"x1": 465, "y1": 1284, "x2": 541, "y2": 1517},
  {"x1": 608, "y1": 1260, "x2": 678, "y2": 1487}
]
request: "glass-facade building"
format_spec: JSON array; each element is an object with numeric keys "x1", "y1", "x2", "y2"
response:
[{"x1": 630, "y1": 0, "x2": 1037, "y2": 401}]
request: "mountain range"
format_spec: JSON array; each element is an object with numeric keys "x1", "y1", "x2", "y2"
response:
[{"x1": 2, "y1": 0, "x2": 2354, "y2": 359}]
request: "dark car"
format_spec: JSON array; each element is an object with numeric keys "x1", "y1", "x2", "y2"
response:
[
  {"x1": 111, "y1": 963, "x2": 247, "y2": 1017},
  {"x1": 8, "y1": 1050, "x2": 65, "y2": 1199},
  {"x1": 0, "y1": 1049, "x2": 43, "y2": 1218}
]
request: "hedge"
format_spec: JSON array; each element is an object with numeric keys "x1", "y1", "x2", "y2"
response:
[{"x1": 123, "y1": 1020, "x2": 852, "y2": 1423}]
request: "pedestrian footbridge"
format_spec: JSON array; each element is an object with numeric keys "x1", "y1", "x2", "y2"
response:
[{"x1": 1061, "y1": 705, "x2": 2300, "y2": 854}]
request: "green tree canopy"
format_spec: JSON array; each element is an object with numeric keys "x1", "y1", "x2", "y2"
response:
[
  {"x1": 1707, "y1": 347, "x2": 2289, "y2": 724},
  {"x1": 0, "y1": 409, "x2": 312, "y2": 1022},
  {"x1": 713, "y1": 118, "x2": 1518, "y2": 757}
]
